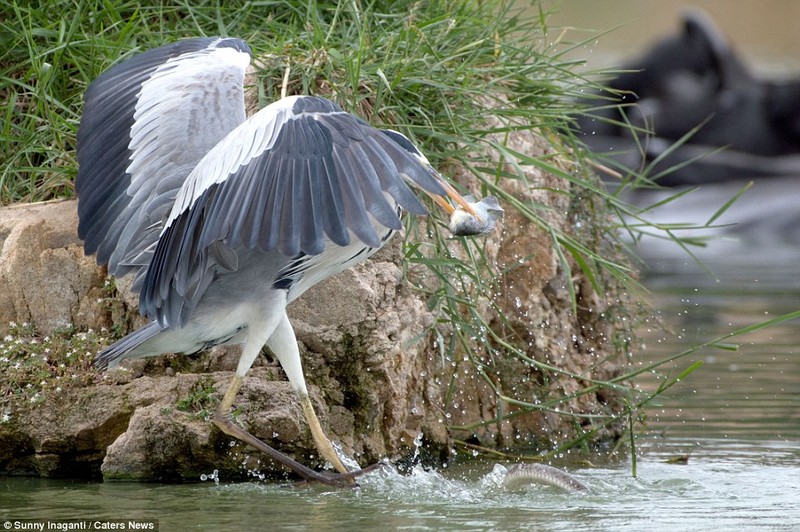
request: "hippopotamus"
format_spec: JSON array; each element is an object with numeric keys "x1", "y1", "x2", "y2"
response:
[{"x1": 576, "y1": 8, "x2": 800, "y2": 185}]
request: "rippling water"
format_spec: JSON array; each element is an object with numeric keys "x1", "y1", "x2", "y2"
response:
[
  {"x1": 637, "y1": 257, "x2": 800, "y2": 442},
  {"x1": 2, "y1": 438, "x2": 799, "y2": 531}
]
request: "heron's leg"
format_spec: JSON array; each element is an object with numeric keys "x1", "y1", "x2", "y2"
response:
[
  {"x1": 299, "y1": 392, "x2": 351, "y2": 475},
  {"x1": 266, "y1": 312, "x2": 352, "y2": 477},
  {"x1": 213, "y1": 375, "x2": 363, "y2": 487},
  {"x1": 212, "y1": 307, "x2": 367, "y2": 487}
]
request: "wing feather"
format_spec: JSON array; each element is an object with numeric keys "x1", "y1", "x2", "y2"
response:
[
  {"x1": 361, "y1": 138, "x2": 429, "y2": 215},
  {"x1": 141, "y1": 95, "x2": 449, "y2": 326},
  {"x1": 76, "y1": 37, "x2": 251, "y2": 287},
  {"x1": 336, "y1": 147, "x2": 403, "y2": 231}
]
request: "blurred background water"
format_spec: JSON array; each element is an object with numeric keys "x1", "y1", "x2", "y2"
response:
[{"x1": 2, "y1": 1, "x2": 799, "y2": 529}]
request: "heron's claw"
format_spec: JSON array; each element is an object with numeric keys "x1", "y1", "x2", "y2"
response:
[{"x1": 291, "y1": 461, "x2": 388, "y2": 488}]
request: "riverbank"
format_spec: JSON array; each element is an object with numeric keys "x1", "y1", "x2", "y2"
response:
[{"x1": 0, "y1": 1, "x2": 637, "y2": 481}]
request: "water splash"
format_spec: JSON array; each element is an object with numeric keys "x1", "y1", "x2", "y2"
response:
[
  {"x1": 200, "y1": 469, "x2": 220, "y2": 485},
  {"x1": 331, "y1": 440, "x2": 361, "y2": 472},
  {"x1": 359, "y1": 463, "x2": 479, "y2": 504},
  {"x1": 410, "y1": 431, "x2": 424, "y2": 463}
]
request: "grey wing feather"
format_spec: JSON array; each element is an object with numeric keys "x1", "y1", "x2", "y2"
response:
[
  {"x1": 140, "y1": 96, "x2": 447, "y2": 327},
  {"x1": 76, "y1": 37, "x2": 251, "y2": 290}
]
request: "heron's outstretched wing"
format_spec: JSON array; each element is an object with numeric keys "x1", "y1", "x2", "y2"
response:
[
  {"x1": 140, "y1": 95, "x2": 448, "y2": 327},
  {"x1": 76, "y1": 37, "x2": 251, "y2": 289}
]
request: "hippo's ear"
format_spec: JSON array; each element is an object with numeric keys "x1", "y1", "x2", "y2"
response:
[
  {"x1": 680, "y1": 7, "x2": 727, "y2": 53},
  {"x1": 679, "y1": 7, "x2": 749, "y2": 85}
]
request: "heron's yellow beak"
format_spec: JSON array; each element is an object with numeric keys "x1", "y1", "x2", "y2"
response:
[{"x1": 427, "y1": 180, "x2": 483, "y2": 221}]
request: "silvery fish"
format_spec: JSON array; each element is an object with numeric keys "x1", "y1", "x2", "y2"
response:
[{"x1": 449, "y1": 195, "x2": 504, "y2": 236}]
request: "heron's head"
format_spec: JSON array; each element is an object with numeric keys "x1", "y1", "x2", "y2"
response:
[{"x1": 380, "y1": 129, "x2": 482, "y2": 222}]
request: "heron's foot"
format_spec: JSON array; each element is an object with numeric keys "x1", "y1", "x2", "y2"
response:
[
  {"x1": 213, "y1": 410, "x2": 383, "y2": 488},
  {"x1": 291, "y1": 461, "x2": 388, "y2": 488}
]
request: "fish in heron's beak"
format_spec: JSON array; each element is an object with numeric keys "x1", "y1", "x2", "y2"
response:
[
  {"x1": 424, "y1": 175, "x2": 503, "y2": 237},
  {"x1": 423, "y1": 170, "x2": 503, "y2": 236},
  {"x1": 448, "y1": 195, "x2": 503, "y2": 236}
]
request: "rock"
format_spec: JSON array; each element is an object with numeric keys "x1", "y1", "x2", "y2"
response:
[
  {"x1": 0, "y1": 379, "x2": 135, "y2": 478},
  {"x1": 0, "y1": 200, "x2": 110, "y2": 334},
  {"x1": 101, "y1": 403, "x2": 219, "y2": 482},
  {"x1": 437, "y1": 112, "x2": 627, "y2": 449},
  {"x1": 0, "y1": 200, "x2": 445, "y2": 479}
]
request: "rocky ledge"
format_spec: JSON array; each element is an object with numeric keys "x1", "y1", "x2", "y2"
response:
[{"x1": 0, "y1": 128, "x2": 628, "y2": 482}]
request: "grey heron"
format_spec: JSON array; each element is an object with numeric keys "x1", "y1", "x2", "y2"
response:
[{"x1": 76, "y1": 37, "x2": 498, "y2": 487}]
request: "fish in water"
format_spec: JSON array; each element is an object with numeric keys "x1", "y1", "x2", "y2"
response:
[
  {"x1": 449, "y1": 195, "x2": 504, "y2": 236},
  {"x1": 502, "y1": 463, "x2": 588, "y2": 492}
]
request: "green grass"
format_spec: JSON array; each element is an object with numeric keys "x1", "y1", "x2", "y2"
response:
[
  {"x1": 0, "y1": 1, "x2": 586, "y2": 203},
  {"x1": 1, "y1": 0, "x2": 768, "y2": 469},
  {"x1": 176, "y1": 376, "x2": 219, "y2": 421}
]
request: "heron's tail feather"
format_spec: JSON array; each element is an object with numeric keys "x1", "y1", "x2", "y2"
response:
[{"x1": 95, "y1": 321, "x2": 165, "y2": 370}]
